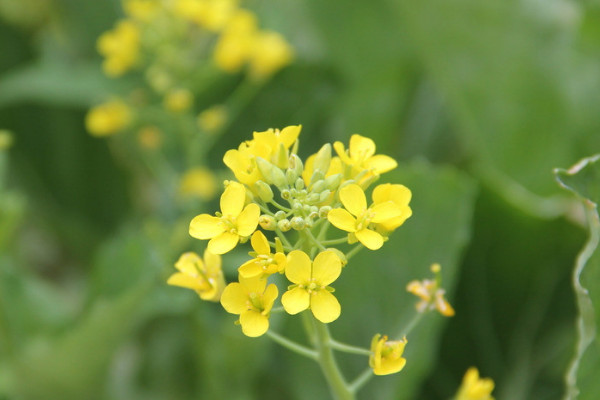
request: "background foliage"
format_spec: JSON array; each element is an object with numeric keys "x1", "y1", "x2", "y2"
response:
[{"x1": 1, "y1": 0, "x2": 599, "y2": 399}]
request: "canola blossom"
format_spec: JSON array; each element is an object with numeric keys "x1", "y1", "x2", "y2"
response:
[
  {"x1": 455, "y1": 367, "x2": 495, "y2": 400},
  {"x1": 167, "y1": 250, "x2": 225, "y2": 301},
  {"x1": 369, "y1": 334, "x2": 408, "y2": 376}
]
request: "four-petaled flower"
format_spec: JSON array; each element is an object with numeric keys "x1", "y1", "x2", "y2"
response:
[
  {"x1": 167, "y1": 250, "x2": 225, "y2": 302},
  {"x1": 281, "y1": 250, "x2": 342, "y2": 323},
  {"x1": 189, "y1": 181, "x2": 260, "y2": 254},
  {"x1": 220, "y1": 275, "x2": 279, "y2": 337},
  {"x1": 456, "y1": 367, "x2": 495, "y2": 400},
  {"x1": 369, "y1": 334, "x2": 408, "y2": 376},
  {"x1": 327, "y1": 184, "x2": 404, "y2": 250},
  {"x1": 239, "y1": 231, "x2": 286, "y2": 278}
]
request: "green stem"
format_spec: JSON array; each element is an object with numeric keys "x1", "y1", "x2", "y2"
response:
[
  {"x1": 321, "y1": 238, "x2": 350, "y2": 246},
  {"x1": 399, "y1": 309, "x2": 426, "y2": 338},
  {"x1": 345, "y1": 244, "x2": 364, "y2": 261},
  {"x1": 316, "y1": 220, "x2": 331, "y2": 240},
  {"x1": 275, "y1": 228, "x2": 293, "y2": 249},
  {"x1": 349, "y1": 368, "x2": 373, "y2": 393},
  {"x1": 312, "y1": 318, "x2": 354, "y2": 400},
  {"x1": 266, "y1": 330, "x2": 318, "y2": 360},
  {"x1": 328, "y1": 339, "x2": 372, "y2": 356},
  {"x1": 304, "y1": 228, "x2": 327, "y2": 252},
  {"x1": 269, "y1": 199, "x2": 292, "y2": 213}
]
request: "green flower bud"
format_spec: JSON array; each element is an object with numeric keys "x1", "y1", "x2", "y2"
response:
[
  {"x1": 295, "y1": 177, "x2": 305, "y2": 191},
  {"x1": 292, "y1": 201, "x2": 303, "y2": 212},
  {"x1": 255, "y1": 157, "x2": 275, "y2": 182},
  {"x1": 310, "y1": 179, "x2": 327, "y2": 193},
  {"x1": 306, "y1": 193, "x2": 320, "y2": 203},
  {"x1": 319, "y1": 206, "x2": 332, "y2": 218},
  {"x1": 319, "y1": 190, "x2": 331, "y2": 202},
  {"x1": 259, "y1": 214, "x2": 277, "y2": 230},
  {"x1": 309, "y1": 170, "x2": 325, "y2": 186},
  {"x1": 277, "y1": 219, "x2": 291, "y2": 232},
  {"x1": 254, "y1": 181, "x2": 274, "y2": 202},
  {"x1": 289, "y1": 153, "x2": 304, "y2": 177},
  {"x1": 274, "y1": 210, "x2": 287, "y2": 220},
  {"x1": 280, "y1": 189, "x2": 291, "y2": 199},
  {"x1": 286, "y1": 169, "x2": 297, "y2": 185},
  {"x1": 290, "y1": 216, "x2": 306, "y2": 230},
  {"x1": 276, "y1": 142, "x2": 289, "y2": 169},
  {"x1": 271, "y1": 166, "x2": 288, "y2": 188},
  {"x1": 324, "y1": 174, "x2": 342, "y2": 191},
  {"x1": 326, "y1": 247, "x2": 348, "y2": 267}
]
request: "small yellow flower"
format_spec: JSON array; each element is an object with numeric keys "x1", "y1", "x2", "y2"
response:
[
  {"x1": 456, "y1": 368, "x2": 495, "y2": 400},
  {"x1": 85, "y1": 100, "x2": 131, "y2": 137},
  {"x1": 213, "y1": 9, "x2": 257, "y2": 73},
  {"x1": 167, "y1": 250, "x2": 225, "y2": 302},
  {"x1": 333, "y1": 134, "x2": 397, "y2": 186},
  {"x1": 198, "y1": 105, "x2": 227, "y2": 134},
  {"x1": 369, "y1": 334, "x2": 407, "y2": 375},
  {"x1": 239, "y1": 231, "x2": 286, "y2": 278},
  {"x1": 220, "y1": 275, "x2": 278, "y2": 337},
  {"x1": 281, "y1": 250, "x2": 342, "y2": 323},
  {"x1": 124, "y1": 0, "x2": 160, "y2": 22},
  {"x1": 327, "y1": 184, "x2": 403, "y2": 250},
  {"x1": 175, "y1": 0, "x2": 238, "y2": 31},
  {"x1": 248, "y1": 30, "x2": 293, "y2": 80},
  {"x1": 163, "y1": 88, "x2": 193, "y2": 113},
  {"x1": 97, "y1": 19, "x2": 140, "y2": 77},
  {"x1": 189, "y1": 181, "x2": 260, "y2": 254},
  {"x1": 406, "y1": 264, "x2": 455, "y2": 317},
  {"x1": 372, "y1": 183, "x2": 413, "y2": 234},
  {"x1": 179, "y1": 167, "x2": 218, "y2": 201}
]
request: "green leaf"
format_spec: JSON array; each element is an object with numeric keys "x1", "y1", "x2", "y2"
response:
[{"x1": 555, "y1": 154, "x2": 600, "y2": 400}]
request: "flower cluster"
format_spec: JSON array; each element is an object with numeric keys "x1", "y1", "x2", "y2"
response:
[
  {"x1": 407, "y1": 263, "x2": 455, "y2": 317},
  {"x1": 172, "y1": 125, "x2": 413, "y2": 340}
]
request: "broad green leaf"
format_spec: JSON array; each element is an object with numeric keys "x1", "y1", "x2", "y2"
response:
[{"x1": 555, "y1": 154, "x2": 600, "y2": 400}]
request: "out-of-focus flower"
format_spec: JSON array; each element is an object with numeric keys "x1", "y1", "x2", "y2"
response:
[
  {"x1": 97, "y1": 19, "x2": 141, "y2": 77},
  {"x1": 406, "y1": 263, "x2": 455, "y2": 317},
  {"x1": 137, "y1": 126, "x2": 162, "y2": 149},
  {"x1": 179, "y1": 167, "x2": 218, "y2": 201},
  {"x1": 0, "y1": 130, "x2": 13, "y2": 150},
  {"x1": 248, "y1": 30, "x2": 293, "y2": 80},
  {"x1": 369, "y1": 334, "x2": 407, "y2": 375},
  {"x1": 168, "y1": 250, "x2": 225, "y2": 301},
  {"x1": 124, "y1": 0, "x2": 161, "y2": 22},
  {"x1": 85, "y1": 99, "x2": 132, "y2": 137},
  {"x1": 213, "y1": 9, "x2": 257, "y2": 73},
  {"x1": 163, "y1": 88, "x2": 193, "y2": 113},
  {"x1": 455, "y1": 368, "x2": 495, "y2": 400},
  {"x1": 198, "y1": 105, "x2": 227, "y2": 134}
]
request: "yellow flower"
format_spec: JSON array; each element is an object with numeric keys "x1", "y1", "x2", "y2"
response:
[
  {"x1": 369, "y1": 334, "x2": 407, "y2": 375},
  {"x1": 97, "y1": 19, "x2": 140, "y2": 77},
  {"x1": 406, "y1": 264, "x2": 455, "y2": 317},
  {"x1": 239, "y1": 231, "x2": 286, "y2": 278},
  {"x1": 179, "y1": 167, "x2": 218, "y2": 201},
  {"x1": 248, "y1": 30, "x2": 293, "y2": 80},
  {"x1": 220, "y1": 275, "x2": 278, "y2": 337},
  {"x1": 327, "y1": 184, "x2": 403, "y2": 250},
  {"x1": 281, "y1": 250, "x2": 342, "y2": 323},
  {"x1": 85, "y1": 100, "x2": 131, "y2": 137},
  {"x1": 189, "y1": 181, "x2": 260, "y2": 254},
  {"x1": 124, "y1": 0, "x2": 160, "y2": 22},
  {"x1": 175, "y1": 0, "x2": 238, "y2": 31},
  {"x1": 213, "y1": 9, "x2": 257, "y2": 72},
  {"x1": 167, "y1": 250, "x2": 225, "y2": 302},
  {"x1": 456, "y1": 368, "x2": 495, "y2": 400},
  {"x1": 163, "y1": 88, "x2": 193, "y2": 113},
  {"x1": 333, "y1": 134, "x2": 397, "y2": 187},
  {"x1": 198, "y1": 105, "x2": 227, "y2": 134},
  {"x1": 371, "y1": 183, "x2": 412, "y2": 234}
]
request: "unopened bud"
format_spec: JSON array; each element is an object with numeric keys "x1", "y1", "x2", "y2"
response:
[
  {"x1": 271, "y1": 166, "x2": 288, "y2": 188},
  {"x1": 313, "y1": 143, "x2": 331, "y2": 174},
  {"x1": 277, "y1": 219, "x2": 291, "y2": 232},
  {"x1": 274, "y1": 211, "x2": 287, "y2": 220},
  {"x1": 259, "y1": 215, "x2": 277, "y2": 230},
  {"x1": 319, "y1": 190, "x2": 331, "y2": 202},
  {"x1": 286, "y1": 169, "x2": 298, "y2": 185},
  {"x1": 254, "y1": 181, "x2": 274, "y2": 202},
  {"x1": 281, "y1": 189, "x2": 291, "y2": 200},
  {"x1": 289, "y1": 154, "x2": 304, "y2": 177},
  {"x1": 319, "y1": 206, "x2": 332, "y2": 218},
  {"x1": 295, "y1": 177, "x2": 305, "y2": 191},
  {"x1": 310, "y1": 179, "x2": 327, "y2": 193},
  {"x1": 306, "y1": 193, "x2": 320, "y2": 203},
  {"x1": 324, "y1": 174, "x2": 342, "y2": 191},
  {"x1": 290, "y1": 216, "x2": 306, "y2": 230}
]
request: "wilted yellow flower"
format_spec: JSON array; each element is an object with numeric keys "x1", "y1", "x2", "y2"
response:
[
  {"x1": 327, "y1": 184, "x2": 403, "y2": 250},
  {"x1": 163, "y1": 88, "x2": 193, "y2": 113},
  {"x1": 85, "y1": 100, "x2": 131, "y2": 137},
  {"x1": 167, "y1": 250, "x2": 225, "y2": 302},
  {"x1": 97, "y1": 19, "x2": 140, "y2": 77},
  {"x1": 248, "y1": 30, "x2": 293, "y2": 79},
  {"x1": 456, "y1": 368, "x2": 495, "y2": 400},
  {"x1": 220, "y1": 275, "x2": 278, "y2": 337},
  {"x1": 137, "y1": 126, "x2": 162, "y2": 149},
  {"x1": 406, "y1": 263, "x2": 455, "y2": 317},
  {"x1": 372, "y1": 183, "x2": 412, "y2": 234},
  {"x1": 124, "y1": 0, "x2": 160, "y2": 22},
  {"x1": 198, "y1": 105, "x2": 227, "y2": 134},
  {"x1": 369, "y1": 334, "x2": 407, "y2": 375},
  {"x1": 281, "y1": 250, "x2": 342, "y2": 323},
  {"x1": 189, "y1": 181, "x2": 260, "y2": 254},
  {"x1": 179, "y1": 167, "x2": 218, "y2": 201},
  {"x1": 333, "y1": 134, "x2": 397, "y2": 187},
  {"x1": 238, "y1": 231, "x2": 286, "y2": 278}
]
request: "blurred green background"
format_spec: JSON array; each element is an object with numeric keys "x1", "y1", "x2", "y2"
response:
[{"x1": 1, "y1": 0, "x2": 599, "y2": 399}]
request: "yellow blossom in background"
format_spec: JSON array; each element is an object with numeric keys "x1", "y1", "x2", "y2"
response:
[
  {"x1": 334, "y1": 134, "x2": 397, "y2": 187},
  {"x1": 124, "y1": 0, "x2": 160, "y2": 22},
  {"x1": 167, "y1": 250, "x2": 225, "y2": 301},
  {"x1": 179, "y1": 167, "x2": 218, "y2": 201},
  {"x1": 372, "y1": 183, "x2": 412, "y2": 234},
  {"x1": 213, "y1": 9, "x2": 257, "y2": 73},
  {"x1": 327, "y1": 183, "x2": 403, "y2": 250},
  {"x1": 137, "y1": 126, "x2": 162, "y2": 149},
  {"x1": 456, "y1": 368, "x2": 495, "y2": 400},
  {"x1": 97, "y1": 19, "x2": 141, "y2": 77},
  {"x1": 248, "y1": 30, "x2": 293, "y2": 80},
  {"x1": 174, "y1": 0, "x2": 238, "y2": 31},
  {"x1": 220, "y1": 274, "x2": 278, "y2": 337},
  {"x1": 406, "y1": 263, "x2": 455, "y2": 317},
  {"x1": 281, "y1": 250, "x2": 342, "y2": 323},
  {"x1": 189, "y1": 181, "x2": 259, "y2": 254},
  {"x1": 197, "y1": 105, "x2": 227, "y2": 134},
  {"x1": 369, "y1": 334, "x2": 407, "y2": 375},
  {"x1": 238, "y1": 231, "x2": 286, "y2": 278},
  {"x1": 85, "y1": 99, "x2": 132, "y2": 137},
  {"x1": 0, "y1": 130, "x2": 13, "y2": 150},
  {"x1": 163, "y1": 88, "x2": 194, "y2": 113}
]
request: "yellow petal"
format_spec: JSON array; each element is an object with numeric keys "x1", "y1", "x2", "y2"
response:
[
  {"x1": 281, "y1": 287, "x2": 310, "y2": 315},
  {"x1": 189, "y1": 214, "x2": 225, "y2": 239},
  {"x1": 203, "y1": 249, "x2": 222, "y2": 276},
  {"x1": 339, "y1": 184, "x2": 366, "y2": 216},
  {"x1": 167, "y1": 272, "x2": 204, "y2": 291},
  {"x1": 327, "y1": 208, "x2": 357, "y2": 233},
  {"x1": 284, "y1": 250, "x2": 312, "y2": 284},
  {"x1": 240, "y1": 310, "x2": 269, "y2": 337},
  {"x1": 355, "y1": 229, "x2": 384, "y2": 250},
  {"x1": 374, "y1": 357, "x2": 406, "y2": 375},
  {"x1": 333, "y1": 141, "x2": 352, "y2": 165},
  {"x1": 220, "y1": 282, "x2": 248, "y2": 314},
  {"x1": 373, "y1": 183, "x2": 412, "y2": 206},
  {"x1": 312, "y1": 251, "x2": 342, "y2": 286},
  {"x1": 239, "y1": 274, "x2": 267, "y2": 294},
  {"x1": 208, "y1": 231, "x2": 239, "y2": 254},
  {"x1": 262, "y1": 283, "x2": 279, "y2": 313},
  {"x1": 370, "y1": 201, "x2": 402, "y2": 223},
  {"x1": 349, "y1": 134, "x2": 375, "y2": 160},
  {"x1": 238, "y1": 259, "x2": 262, "y2": 278},
  {"x1": 310, "y1": 290, "x2": 341, "y2": 323},
  {"x1": 221, "y1": 181, "x2": 246, "y2": 217},
  {"x1": 365, "y1": 154, "x2": 397, "y2": 174},
  {"x1": 251, "y1": 230, "x2": 270, "y2": 254},
  {"x1": 174, "y1": 252, "x2": 203, "y2": 276},
  {"x1": 279, "y1": 125, "x2": 301, "y2": 148},
  {"x1": 236, "y1": 203, "x2": 260, "y2": 237}
]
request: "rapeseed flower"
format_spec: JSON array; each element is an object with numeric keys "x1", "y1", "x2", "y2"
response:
[
  {"x1": 238, "y1": 231, "x2": 286, "y2": 278},
  {"x1": 281, "y1": 250, "x2": 342, "y2": 323},
  {"x1": 372, "y1": 183, "x2": 413, "y2": 234},
  {"x1": 248, "y1": 30, "x2": 293, "y2": 80},
  {"x1": 179, "y1": 167, "x2": 218, "y2": 201},
  {"x1": 97, "y1": 19, "x2": 141, "y2": 77},
  {"x1": 220, "y1": 275, "x2": 278, "y2": 337},
  {"x1": 334, "y1": 134, "x2": 397, "y2": 186},
  {"x1": 198, "y1": 105, "x2": 227, "y2": 134},
  {"x1": 456, "y1": 368, "x2": 495, "y2": 400},
  {"x1": 189, "y1": 181, "x2": 259, "y2": 254},
  {"x1": 167, "y1": 250, "x2": 225, "y2": 301},
  {"x1": 406, "y1": 263, "x2": 455, "y2": 317},
  {"x1": 85, "y1": 99, "x2": 132, "y2": 137},
  {"x1": 369, "y1": 334, "x2": 407, "y2": 375}
]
